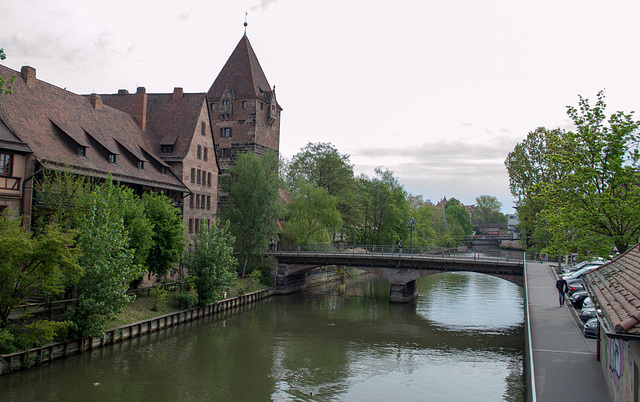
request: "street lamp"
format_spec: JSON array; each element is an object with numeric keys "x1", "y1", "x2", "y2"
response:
[{"x1": 406, "y1": 216, "x2": 416, "y2": 253}]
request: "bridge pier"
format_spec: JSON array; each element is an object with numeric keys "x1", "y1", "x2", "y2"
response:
[{"x1": 389, "y1": 280, "x2": 418, "y2": 303}]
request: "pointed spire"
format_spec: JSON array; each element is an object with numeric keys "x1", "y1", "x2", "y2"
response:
[{"x1": 243, "y1": 11, "x2": 248, "y2": 37}]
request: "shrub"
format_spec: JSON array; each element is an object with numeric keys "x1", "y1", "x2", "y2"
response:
[{"x1": 172, "y1": 293, "x2": 197, "y2": 310}]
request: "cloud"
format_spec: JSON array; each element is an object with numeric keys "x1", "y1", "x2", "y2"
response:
[{"x1": 250, "y1": 0, "x2": 279, "y2": 12}]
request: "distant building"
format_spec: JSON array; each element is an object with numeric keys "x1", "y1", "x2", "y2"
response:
[{"x1": 507, "y1": 213, "x2": 520, "y2": 239}]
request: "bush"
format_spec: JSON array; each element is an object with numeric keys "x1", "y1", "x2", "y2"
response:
[{"x1": 172, "y1": 292, "x2": 197, "y2": 310}]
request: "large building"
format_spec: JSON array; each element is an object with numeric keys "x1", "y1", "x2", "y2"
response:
[{"x1": 0, "y1": 33, "x2": 280, "y2": 235}]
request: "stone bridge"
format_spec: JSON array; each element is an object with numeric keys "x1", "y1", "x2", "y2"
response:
[{"x1": 268, "y1": 248, "x2": 526, "y2": 303}]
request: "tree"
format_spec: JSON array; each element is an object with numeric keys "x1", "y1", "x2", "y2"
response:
[
  {"x1": 282, "y1": 180, "x2": 342, "y2": 244},
  {"x1": 141, "y1": 191, "x2": 186, "y2": 278},
  {"x1": 73, "y1": 181, "x2": 146, "y2": 337},
  {"x1": 186, "y1": 220, "x2": 238, "y2": 305},
  {"x1": 0, "y1": 211, "x2": 81, "y2": 328},
  {"x1": 0, "y1": 48, "x2": 16, "y2": 105},
  {"x1": 351, "y1": 167, "x2": 410, "y2": 245},
  {"x1": 284, "y1": 142, "x2": 359, "y2": 239},
  {"x1": 504, "y1": 127, "x2": 566, "y2": 249},
  {"x1": 542, "y1": 91, "x2": 640, "y2": 255},
  {"x1": 222, "y1": 151, "x2": 283, "y2": 277},
  {"x1": 474, "y1": 195, "x2": 506, "y2": 224}
]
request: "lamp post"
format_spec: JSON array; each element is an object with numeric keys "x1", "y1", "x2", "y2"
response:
[{"x1": 406, "y1": 216, "x2": 416, "y2": 253}]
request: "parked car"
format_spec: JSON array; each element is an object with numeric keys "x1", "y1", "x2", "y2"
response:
[
  {"x1": 570, "y1": 290, "x2": 589, "y2": 308},
  {"x1": 563, "y1": 265, "x2": 602, "y2": 281},
  {"x1": 579, "y1": 306, "x2": 598, "y2": 322},
  {"x1": 582, "y1": 298, "x2": 594, "y2": 309},
  {"x1": 566, "y1": 279, "x2": 585, "y2": 295},
  {"x1": 583, "y1": 317, "x2": 598, "y2": 338},
  {"x1": 562, "y1": 260, "x2": 605, "y2": 274}
]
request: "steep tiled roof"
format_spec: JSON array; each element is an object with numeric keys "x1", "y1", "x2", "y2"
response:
[
  {"x1": 207, "y1": 35, "x2": 275, "y2": 103},
  {"x1": 101, "y1": 91, "x2": 208, "y2": 160},
  {"x1": 584, "y1": 244, "x2": 640, "y2": 335},
  {"x1": 0, "y1": 64, "x2": 188, "y2": 192},
  {"x1": 0, "y1": 116, "x2": 31, "y2": 153}
]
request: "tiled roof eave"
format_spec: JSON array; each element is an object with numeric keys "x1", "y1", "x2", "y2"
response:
[{"x1": 41, "y1": 160, "x2": 188, "y2": 193}]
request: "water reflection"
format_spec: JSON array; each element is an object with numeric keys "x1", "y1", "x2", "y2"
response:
[{"x1": 1, "y1": 272, "x2": 524, "y2": 402}]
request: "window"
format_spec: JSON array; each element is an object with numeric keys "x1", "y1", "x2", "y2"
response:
[
  {"x1": 203, "y1": 147, "x2": 208, "y2": 161},
  {"x1": 189, "y1": 195, "x2": 194, "y2": 209},
  {"x1": 197, "y1": 145, "x2": 202, "y2": 159},
  {"x1": 195, "y1": 219, "x2": 200, "y2": 233},
  {"x1": 207, "y1": 172, "x2": 212, "y2": 187},
  {"x1": 138, "y1": 160, "x2": 144, "y2": 170},
  {"x1": 201, "y1": 122, "x2": 206, "y2": 136},
  {"x1": 260, "y1": 103, "x2": 264, "y2": 111},
  {"x1": 220, "y1": 127, "x2": 232, "y2": 138},
  {"x1": 210, "y1": 103, "x2": 215, "y2": 111},
  {"x1": 188, "y1": 218, "x2": 193, "y2": 233},
  {"x1": 77, "y1": 146, "x2": 86, "y2": 157},
  {"x1": 206, "y1": 196, "x2": 211, "y2": 210},
  {"x1": 161, "y1": 166, "x2": 167, "y2": 175},
  {"x1": 222, "y1": 148, "x2": 231, "y2": 158},
  {"x1": 190, "y1": 168, "x2": 195, "y2": 183},
  {"x1": 0, "y1": 153, "x2": 12, "y2": 176},
  {"x1": 108, "y1": 153, "x2": 117, "y2": 164},
  {"x1": 195, "y1": 194, "x2": 200, "y2": 209},
  {"x1": 242, "y1": 100, "x2": 247, "y2": 109},
  {"x1": 161, "y1": 145, "x2": 173, "y2": 153},
  {"x1": 197, "y1": 169, "x2": 201, "y2": 184}
]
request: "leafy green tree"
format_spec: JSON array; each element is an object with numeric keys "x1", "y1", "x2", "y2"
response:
[
  {"x1": 141, "y1": 191, "x2": 186, "y2": 278},
  {"x1": 351, "y1": 167, "x2": 410, "y2": 245},
  {"x1": 117, "y1": 187, "x2": 154, "y2": 268},
  {"x1": 407, "y1": 195, "x2": 436, "y2": 248},
  {"x1": 282, "y1": 180, "x2": 342, "y2": 244},
  {"x1": 543, "y1": 91, "x2": 640, "y2": 255},
  {"x1": 73, "y1": 181, "x2": 145, "y2": 337},
  {"x1": 474, "y1": 195, "x2": 507, "y2": 224},
  {"x1": 221, "y1": 151, "x2": 283, "y2": 277},
  {"x1": 284, "y1": 142, "x2": 359, "y2": 239},
  {"x1": 35, "y1": 169, "x2": 95, "y2": 231},
  {"x1": 0, "y1": 48, "x2": 16, "y2": 105},
  {"x1": 504, "y1": 127, "x2": 566, "y2": 249},
  {"x1": 0, "y1": 211, "x2": 81, "y2": 328},
  {"x1": 186, "y1": 220, "x2": 238, "y2": 305}
]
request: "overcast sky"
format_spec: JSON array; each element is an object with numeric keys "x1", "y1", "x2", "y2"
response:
[{"x1": 3, "y1": 0, "x2": 640, "y2": 213}]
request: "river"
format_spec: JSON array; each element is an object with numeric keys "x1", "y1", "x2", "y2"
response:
[{"x1": 1, "y1": 272, "x2": 524, "y2": 401}]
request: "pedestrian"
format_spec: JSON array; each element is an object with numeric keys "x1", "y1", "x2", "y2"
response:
[
  {"x1": 555, "y1": 275, "x2": 569, "y2": 306},
  {"x1": 398, "y1": 240, "x2": 403, "y2": 254}
]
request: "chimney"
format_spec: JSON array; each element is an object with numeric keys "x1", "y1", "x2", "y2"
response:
[
  {"x1": 172, "y1": 87, "x2": 183, "y2": 101},
  {"x1": 89, "y1": 93, "x2": 102, "y2": 110},
  {"x1": 117, "y1": 89, "x2": 129, "y2": 95},
  {"x1": 134, "y1": 87, "x2": 147, "y2": 131},
  {"x1": 21, "y1": 66, "x2": 37, "y2": 87}
]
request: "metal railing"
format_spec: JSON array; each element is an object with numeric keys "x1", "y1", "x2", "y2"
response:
[{"x1": 269, "y1": 244, "x2": 528, "y2": 263}]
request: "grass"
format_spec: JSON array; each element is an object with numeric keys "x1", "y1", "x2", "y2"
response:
[{"x1": 108, "y1": 277, "x2": 270, "y2": 329}]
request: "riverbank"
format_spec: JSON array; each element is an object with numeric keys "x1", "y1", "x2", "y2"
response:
[{"x1": 0, "y1": 287, "x2": 274, "y2": 375}]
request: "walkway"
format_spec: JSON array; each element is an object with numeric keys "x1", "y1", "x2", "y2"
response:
[{"x1": 526, "y1": 261, "x2": 611, "y2": 401}]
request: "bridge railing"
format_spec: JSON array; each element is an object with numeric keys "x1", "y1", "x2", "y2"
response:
[{"x1": 270, "y1": 244, "x2": 527, "y2": 263}]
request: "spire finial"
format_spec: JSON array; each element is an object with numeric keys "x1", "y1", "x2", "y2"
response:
[{"x1": 244, "y1": 11, "x2": 248, "y2": 36}]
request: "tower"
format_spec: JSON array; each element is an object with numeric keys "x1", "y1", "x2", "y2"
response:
[{"x1": 206, "y1": 34, "x2": 282, "y2": 184}]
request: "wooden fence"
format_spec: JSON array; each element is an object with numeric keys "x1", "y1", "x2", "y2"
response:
[{"x1": 0, "y1": 288, "x2": 274, "y2": 375}]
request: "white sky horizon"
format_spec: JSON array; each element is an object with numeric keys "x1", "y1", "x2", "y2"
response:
[{"x1": 3, "y1": 0, "x2": 640, "y2": 213}]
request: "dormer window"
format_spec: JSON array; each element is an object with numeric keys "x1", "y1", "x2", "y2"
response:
[
  {"x1": 161, "y1": 145, "x2": 173, "y2": 153},
  {"x1": 242, "y1": 101, "x2": 247, "y2": 109},
  {"x1": 210, "y1": 103, "x2": 215, "y2": 111},
  {"x1": 108, "y1": 153, "x2": 117, "y2": 164},
  {"x1": 161, "y1": 166, "x2": 167, "y2": 175},
  {"x1": 77, "y1": 146, "x2": 86, "y2": 157},
  {"x1": 138, "y1": 160, "x2": 144, "y2": 170}
]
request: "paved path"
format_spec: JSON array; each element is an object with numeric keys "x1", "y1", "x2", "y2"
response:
[{"x1": 526, "y1": 261, "x2": 611, "y2": 401}]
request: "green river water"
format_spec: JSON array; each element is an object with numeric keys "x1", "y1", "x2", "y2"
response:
[{"x1": 1, "y1": 272, "x2": 524, "y2": 401}]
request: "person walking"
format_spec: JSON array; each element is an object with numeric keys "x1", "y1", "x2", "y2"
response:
[
  {"x1": 398, "y1": 240, "x2": 403, "y2": 254},
  {"x1": 555, "y1": 275, "x2": 569, "y2": 306}
]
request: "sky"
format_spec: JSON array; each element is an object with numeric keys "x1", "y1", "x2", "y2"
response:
[{"x1": 3, "y1": 0, "x2": 640, "y2": 213}]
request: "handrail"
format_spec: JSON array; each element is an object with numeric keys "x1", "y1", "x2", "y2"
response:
[
  {"x1": 523, "y1": 255, "x2": 538, "y2": 402},
  {"x1": 269, "y1": 244, "x2": 526, "y2": 263}
]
